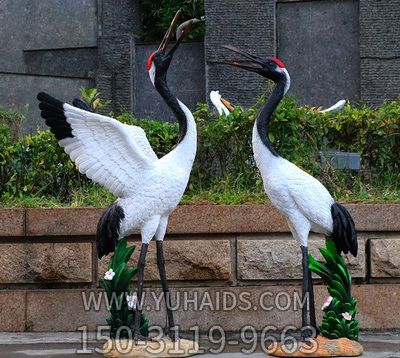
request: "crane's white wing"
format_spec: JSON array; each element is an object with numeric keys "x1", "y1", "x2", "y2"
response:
[{"x1": 38, "y1": 92, "x2": 158, "y2": 197}]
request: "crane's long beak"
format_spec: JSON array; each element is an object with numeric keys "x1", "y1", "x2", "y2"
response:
[
  {"x1": 222, "y1": 45, "x2": 264, "y2": 73},
  {"x1": 158, "y1": 10, "x2": 194, "y2": 57}
]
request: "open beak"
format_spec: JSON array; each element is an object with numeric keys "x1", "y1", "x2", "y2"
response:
[
  {"x1": 220, "y1": 97, "x2": 234, "y2": 112},
  {"x1": 222, "y1": 45, "x2": 264, "y2": 73},
  {"x1": 158, "y1": 10, "x2": 194, "y2": 57}
]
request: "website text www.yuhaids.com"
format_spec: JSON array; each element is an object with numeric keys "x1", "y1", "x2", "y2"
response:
[
  {"x1": 81, "y1": 289, "x2": 309, "y2": 313},
  {"x1": 76, "y1": 289, "x2": 316, "y2": 355}
]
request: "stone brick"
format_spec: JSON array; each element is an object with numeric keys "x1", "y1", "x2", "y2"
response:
[
  {"x1": 237, "y1": 236, "x2": 365, "y2": 280},
  {"x1": 0, "y1": 243, "x2": 92, "y2": 283},
  {"x1": 26, "y1": 208, "x2": 104, "y2": 236},
  {"x1": 0, "y1": 208, "x2": 25, "y2": 237},
  {"x1": 370, "y1": 238, "x2": 400, "y2": 278},
  {"x1": 0, "y1": 291, "x2": 26, "y2": 331},
  {"x1": 169, "y1": 205, "x2": 288, "y2": 234},
  {"x1": 98, "y1": 239, "x2": 232, "y2": 282},
  {"x1": 345, "y1": 204, "x2": 400, "y2": 232},
  {"x1": 26, "y1": 290, "x2": 106, "y2": 331},
  {"x1": 24, "y1": 205, "x2": 400, "y2": 237}
]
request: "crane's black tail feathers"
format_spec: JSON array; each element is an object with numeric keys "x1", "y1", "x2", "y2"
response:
[
  {"x1": 96, "y1": 204, "x2": 125, "y2": 259},
  {"x1": 331, "y1": 202, "x2": 358, "y2": 257}
]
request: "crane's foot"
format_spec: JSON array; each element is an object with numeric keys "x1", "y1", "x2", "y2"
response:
[{"x1": 133, "y1": 333, "x2": 151, "y2": 343}]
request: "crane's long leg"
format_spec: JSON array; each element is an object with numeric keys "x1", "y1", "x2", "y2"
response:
[
  {"x1": 156, "y1": 240, "x2": 177, "y2": 341},
  {"x1": 301, "y1": 245, "x2": 317, "y2": 341},
  {"x1": 300, "y1": 245, "x2": 310, "y2": 335},
  {"x1": 307, "y1": 267, "x2": 317, "y2": 332},
  {"x1": 133, "y1": 243, "x2": 149, "y2": 342}
]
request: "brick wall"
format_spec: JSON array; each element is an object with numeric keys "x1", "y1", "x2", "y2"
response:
[{"x1": 0, "y1": 205, "x2": 400, "y2": 332}]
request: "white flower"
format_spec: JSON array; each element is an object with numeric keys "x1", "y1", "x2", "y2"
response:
[
  {"x1": 342, "y1": 312, "x2": 352, "y2": 321},
  {"x1": 321, "y1": 296, "x2": 333, "y2": 310},
  {"x1": 126, "y1": 293, "x2": 137, "y2": 310},
  {"x1": 104, "y1": 268, "x2": 115, "y2": 281}
]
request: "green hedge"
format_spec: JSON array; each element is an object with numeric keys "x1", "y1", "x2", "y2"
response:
[{"x1": 0, "y1": 97, "x2": 399, "y2": 206}]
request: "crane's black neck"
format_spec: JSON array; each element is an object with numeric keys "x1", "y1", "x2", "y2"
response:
[
  {"x1": 256, "y1": 79, "x2": 286, "y2": 157},
  {"x1": 155, "y1": 75, "x2": 187, "y2": 142}
]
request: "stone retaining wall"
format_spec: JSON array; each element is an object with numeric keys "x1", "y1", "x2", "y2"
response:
[{"x1": 0, "y1": 204, "x2": 399, "y2": 332}]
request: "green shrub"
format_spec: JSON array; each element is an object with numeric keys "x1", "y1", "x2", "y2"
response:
[
  {"x1": 0, "y1": 98, "x2": 399, "y2": 206},
  {"x1": 140, "y1": 0, "x2": 204, "y2": 41}
]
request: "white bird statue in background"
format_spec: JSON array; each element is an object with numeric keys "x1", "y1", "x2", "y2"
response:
[
  {"x1": 37, "y1": 11, "x2": 196, "y2": 342},
  {"x1": 223, "y1": 45, "x2": 357, "y2": 340},
  {"x1": 320, "y1": 99, "x2": 346, "y2": 113},
  {"x1": 210, "y1": 90, "x2": 345, "y2": 116},
  {"x1": 209, "y1": 90, "x2": 234, "y2": 115}
]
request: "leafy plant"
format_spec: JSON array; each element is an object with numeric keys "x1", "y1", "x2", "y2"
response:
[
  {"x1": 309, "y1": 239, "x2": 359, "y2": 340},
  {"x1": 140, "y1": 0, "x2": 204, "y2": 41},
  {"x1": 102, "y1": 239, "x2": 149, "y2": 339},
  {"x1": 80, "y1": 87, "x2": 110, "y2": 112}
]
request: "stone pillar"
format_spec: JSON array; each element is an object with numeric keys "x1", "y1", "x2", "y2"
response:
[
  {"x1": 97, "y1": 36, "x2": 136, "y2": 114},
  {"x1": 360, "y1": 0, "x2": 400, "y2": 106},
  {"x1": 96, "y1": 0, "x2": 142, "y2": 114},
  {"x1": 204, "y1": 0, "x2": 276, "y2": 107}
]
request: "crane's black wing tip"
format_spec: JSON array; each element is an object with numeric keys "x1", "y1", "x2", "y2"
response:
[
  {"x1": 72, "y1": 98, "x2": 93, "y2": 112},
  {"x1": 37, "y1": 92, "x2": 73, "y2": 140}
]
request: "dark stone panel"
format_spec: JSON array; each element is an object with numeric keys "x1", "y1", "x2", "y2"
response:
[
  {"x1": 361, "y1": 59, "x2": 400, "y2": 106},
  {"x1": 135, "y1": 42, "x2": 205, "y2": 121},
  {"x1": 0, "y1": 74, "x2": 93, "y2": 134},
  {"x1": 360, "y1": 0, "x2": 400, "y2": 58},
  {"x1": 99, "y1": 0, "x2": 143, "y2": 37},
  {"x1": 204, "y1": 0, "x2": 275, "y2": 106},
  {"x1": 0, "y1": 0, "x2": 97, "y2": 73},
  {"x1": 97, "y1": 35, "x2": 135, "y2": 114},
  {"x1": 277, "y1": 0, "x2": 360, "y2": 107},
  {"x1": 24, "y1": 48, "x2": 97, "y2": 78},
  {"x1": 360, "y1": 0, "x2": 400, "y2": 104}
]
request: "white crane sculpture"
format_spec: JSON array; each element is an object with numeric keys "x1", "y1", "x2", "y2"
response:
[
  {"x1": 37, "y1": 11, "x2": 196, "y2": 342},
  {"x1": 223, "y1": 45, "x2": 357, "y2": 340}
]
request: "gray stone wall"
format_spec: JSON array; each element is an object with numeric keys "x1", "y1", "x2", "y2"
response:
[
  {"x1": 204, "y1": 0, "x2": 275, "y2": 106},
  {"x1": 360, "y1": 0, "x2": 400, "y2": 105},
  {"x1": 1, "y1": 0, "x2": 400, "y2": 134},
  {"x1": 277, "y1": 0, "x2": 360, "y2": 106},
  {"x1": 0, "y1": 0, "x2": 98, "y2": 133}
]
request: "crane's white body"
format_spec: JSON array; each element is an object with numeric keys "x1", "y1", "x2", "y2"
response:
[
  {"x1": 252, "y1": 125, "x2": 334, "y2": 247},
  {"x1": 210, "y1": 90, "x2": 230, "y2": 116},
  {"x1": 58, "y1": 101, "x2": 196, "y2": 244}
]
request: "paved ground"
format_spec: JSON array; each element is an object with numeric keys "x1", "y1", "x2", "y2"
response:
[{"x1": 0, "y1": 332, "x2": 399, "y2": 357}]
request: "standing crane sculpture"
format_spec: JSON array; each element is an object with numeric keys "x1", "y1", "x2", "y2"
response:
[
  {"x1": 222, "y1": 45, "x2": 357, "y2": 340},
  {"x1": 37, "y1": 12, "x2": 196, "y2": 342}
]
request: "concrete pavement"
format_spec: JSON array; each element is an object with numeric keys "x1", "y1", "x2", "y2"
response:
[{"x1": 0, "y1": 332, "x2": 399, "y2": 357}]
